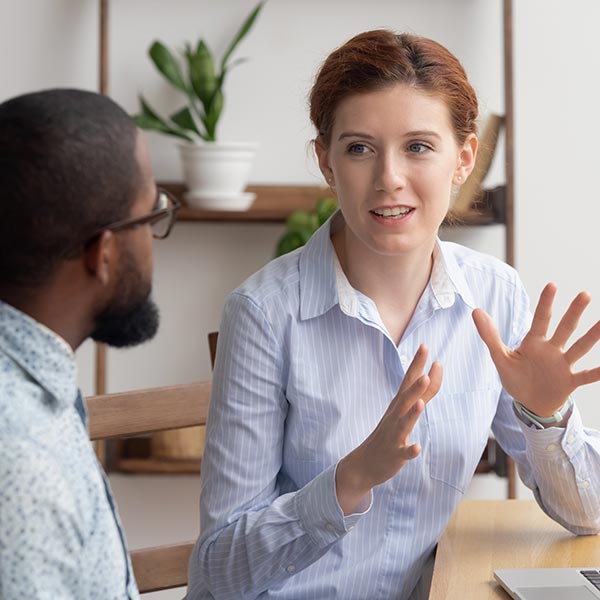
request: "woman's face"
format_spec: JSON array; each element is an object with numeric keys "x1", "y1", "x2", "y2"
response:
[{"x1": 316, "y1": 84, "x2": 477, "y2": 258}]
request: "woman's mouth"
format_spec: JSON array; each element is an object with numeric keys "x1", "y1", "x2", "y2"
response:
[{"x1": 370, "y1": 206, "x2": 414, "y2": 219}]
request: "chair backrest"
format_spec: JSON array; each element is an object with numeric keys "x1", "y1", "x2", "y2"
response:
[
  {"x1": 86, "y1": 381, "x2": 210, "y2": 593},
  {"x1": 208, "y1": 331, "x2": 218, "y2": 369}
]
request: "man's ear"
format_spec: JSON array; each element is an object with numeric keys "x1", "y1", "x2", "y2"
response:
[{"x1": 83, "y1": 230, "x2": 116, "y2": 286}]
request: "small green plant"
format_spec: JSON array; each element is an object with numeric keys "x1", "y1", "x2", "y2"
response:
[
  {"x1": 133, "y1": 2, "x2": 264, "y2": 143},
  {"x1": 276, "y1": 197, "x2": 337, "y2": 257}
]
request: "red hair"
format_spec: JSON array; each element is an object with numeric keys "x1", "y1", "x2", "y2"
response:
[{"x1": 309, "y1": 30, "x2": 478, "y2": 147}]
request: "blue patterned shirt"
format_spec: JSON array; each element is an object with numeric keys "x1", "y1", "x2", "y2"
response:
[
  {"x1": 187, "y1": 212, "x2": 600, "y2": 600},
  {"x1": 0, "y1": 301, "x2": 139, "y2": 599}
]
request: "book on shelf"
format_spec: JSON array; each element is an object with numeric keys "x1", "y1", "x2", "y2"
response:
[{"x1": 452, "y1": 113, "x2": 504, "y2": 217}]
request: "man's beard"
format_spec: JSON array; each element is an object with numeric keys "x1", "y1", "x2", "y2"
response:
[{"x1": 91, "y1": 249, "x2": 159, "y2": 348}]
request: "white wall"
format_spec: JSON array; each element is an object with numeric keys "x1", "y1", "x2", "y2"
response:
[
  {"x1": 513, "y1": 0, "x2": 600, "y2": 427},
  {"x1": 3, "y1": 1, "x2": 600, "y2": 597}
]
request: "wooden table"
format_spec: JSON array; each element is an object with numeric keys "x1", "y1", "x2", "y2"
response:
[{"x1": 429, "y1": 500, "x2": 600, "y2": 599}]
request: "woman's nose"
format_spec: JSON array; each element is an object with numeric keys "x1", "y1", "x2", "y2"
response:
[{"x1": 374, "y1": 152, "x2": 407, "y2": 193}]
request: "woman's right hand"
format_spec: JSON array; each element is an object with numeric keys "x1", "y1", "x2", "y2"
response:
[{"x1": 335, "y1": 344, "x2": 443, "y2": 515}]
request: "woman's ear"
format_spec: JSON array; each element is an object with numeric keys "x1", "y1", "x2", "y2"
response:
[
  {"x1": 453, "y1": 133, "x2": 478, "y2": 185},
  {"x1": 83, "y1": 230, "x2": 116, "y2": 286},
  {"x1": 314, "y1": 137, "x2": 334, "y2": 184},
  {"x1": 315, "y1": 137, "x2": 338, "y2": 191}
]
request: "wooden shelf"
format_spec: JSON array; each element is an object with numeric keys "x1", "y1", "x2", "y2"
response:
[
  {"x1": 113, "y1": 457, "x2": 201, "y2": 475},
  {"x1": 161, "y1": 182, "x2": 501, "y2": 226},
  {"x1": 163, "y1": 182, "x2": 329, "y2": 222}
]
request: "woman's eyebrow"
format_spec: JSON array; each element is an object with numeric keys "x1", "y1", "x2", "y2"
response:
[
  {"x1": 404, "y1": 129, "x2": 442, "y2": 140},
  {"x1": 338, "y1": 131, "x2": 375, "y2": 141},
  {"x1": 338, "y1": 129, "x2": 442, "y2": 141}
]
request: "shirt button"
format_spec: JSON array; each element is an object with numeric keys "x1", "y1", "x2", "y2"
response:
[
  {"x1": 287, "y1": 564, "x2": 296, "y2": 574},
  {"x1": 581, "y1": 480, "x2": 591, "y2": 489},
  {"x1": 325, "y1": 522, "x2": 335, "y2": 532},
  {"x1": 400, "y1": 355, "x2": 407, "y2": 367},
  {"x1": 567, "y1": 434, "x2": 575, "y2": 444},
  {"x1": 546, "y1": 443, "x2": 558, "y2": 452}
]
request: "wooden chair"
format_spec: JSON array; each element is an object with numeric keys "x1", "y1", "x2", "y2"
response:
[
  {"x1": 208, "y1": 330, "x2": 516, "y2": 498},
  {"x1": 86, "y1": 381, "x2": 210, "y2": 593}
]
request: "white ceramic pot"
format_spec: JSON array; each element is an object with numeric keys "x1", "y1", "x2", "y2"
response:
[{"x1": 178, "y1": 141, "x2": 259, "y2": 210}]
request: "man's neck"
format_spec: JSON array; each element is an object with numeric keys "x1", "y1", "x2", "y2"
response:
[{"x1": 0, "y1": 285, "x2": 88, "y2": 351}]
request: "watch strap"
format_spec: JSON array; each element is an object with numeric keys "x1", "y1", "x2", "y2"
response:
[{"x1": 513, "y1": 396, "x2": 574, "y2": 429}]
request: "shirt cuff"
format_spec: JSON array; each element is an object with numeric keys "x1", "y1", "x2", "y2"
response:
[
  {"x1": 294, "y1": 461, "x2": 372, "y2": 548},
  {"x1": 519, "y1": 402, "x2": 584, "y2": 459}
]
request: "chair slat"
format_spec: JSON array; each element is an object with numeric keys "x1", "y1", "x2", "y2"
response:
[
  {"x1": 131, "y1": 541, "x2": 195, "y2": 593},
  {"x1": 86, "y1": 381, "x2": 210, "y2": 441}
]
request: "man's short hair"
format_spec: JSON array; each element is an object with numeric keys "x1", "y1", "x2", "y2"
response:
[{"x1": 0, "y1": 88, "x2": 143, "y2": 286}]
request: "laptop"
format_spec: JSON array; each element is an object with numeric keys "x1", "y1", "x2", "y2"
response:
[{"x1": 495, "y1": 568, "x2": 600, "y2": 599}]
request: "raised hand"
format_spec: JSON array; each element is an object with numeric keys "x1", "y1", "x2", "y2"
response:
[
  {"x1": 335, "y1": 344, "x2": 442, "y2": 514},
  {"x1": 473, "y1": 283, "x2": 600, "y2": 418}
]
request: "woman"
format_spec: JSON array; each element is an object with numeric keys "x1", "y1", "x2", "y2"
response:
[{"x1": 187, "y1": 30, "x2": 600, "y2": 600}]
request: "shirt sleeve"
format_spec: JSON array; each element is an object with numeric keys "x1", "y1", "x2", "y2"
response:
[
  {"x1": 186, "y1": 293, "x2": 370, "y2": 599},
  {"x1": 0, "y1": 437, "x2": 84, "y2": 599},
  {"x1": 491, "y1": 276, "x2": 600, "y2": 535}
]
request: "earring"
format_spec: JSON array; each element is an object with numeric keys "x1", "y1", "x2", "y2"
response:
[{"x1": 456, "y1": 175, "x2": 463, "y2": 182}]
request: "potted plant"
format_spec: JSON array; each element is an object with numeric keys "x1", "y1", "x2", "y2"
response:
[
  {"x1": 275, "y1": 197, "x2": 337, "y2": 256},
  {"x1": 133, "y1": 2, "x2": 264, "y2": 210}
]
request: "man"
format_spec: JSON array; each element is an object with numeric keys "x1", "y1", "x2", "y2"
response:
[{"x1": 0, "y1": 89, "x2": 179, "y2": 598}]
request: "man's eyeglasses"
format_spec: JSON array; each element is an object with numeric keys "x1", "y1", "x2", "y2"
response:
[{"x1": 95, "y1": 187, "x2": 181, "y2": 240}]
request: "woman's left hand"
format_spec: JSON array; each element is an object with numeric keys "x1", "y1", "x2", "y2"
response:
[{"x1": 472, "y1": 282, "x2": 600, "y2": 418}]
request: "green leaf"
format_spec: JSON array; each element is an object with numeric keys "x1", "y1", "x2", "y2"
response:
[
  {"x1": 275, "y1": 229, "x2": 311, "y2": 257},
  {"x1": 203, "y1": 89, "x2": 224, "y2": 141},
  {"x1": 186, "y1": 41, "x2": 218, "y2": 108},
  {"x1": 133, "y1": 96, "x2": 194, "y2": 142},
  {"x1": 169, "y1": 106, "x2": 202, "y2": 137},
  {"x1": 220, "y1": 2, "x2": 264, "y2": 71},
  {"x1": 149, "y1": 41, "x2": 189, "y2": 93},
  {"x1": 286, "y1": 210, "x2": 314, "y2": 231},
  {"x1": 316, "y1": 197, "x2": 338, "y2": 225}
]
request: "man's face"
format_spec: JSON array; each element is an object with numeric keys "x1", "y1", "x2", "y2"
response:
[
  {"x1": 90, "y1": 245, "x2": 159, "y2": 347},
  {"x1": 91, "y1": 131, "x2": 160, "y2": 348}
]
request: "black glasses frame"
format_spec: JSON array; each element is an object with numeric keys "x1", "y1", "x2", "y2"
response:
[
  {"x1": 92, "y1": 187, "x2": 181, "y2": 240},
  {"x1": 59, "y1": 187, "x2": 181, "y2": 261}
]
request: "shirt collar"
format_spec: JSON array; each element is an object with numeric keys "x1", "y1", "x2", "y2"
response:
[
  {"x1": 0, "y1": 300, "x2": 78, "y2": 409},
  {"x1": 298, "y1": 211, "x2": 475, "y2": 320},
  {"x1": 435, "y1": 241, "x2": 476, "y2": 310},
  {"x1": 298, "y1": 212, "x2": 341, "y2": 320}
]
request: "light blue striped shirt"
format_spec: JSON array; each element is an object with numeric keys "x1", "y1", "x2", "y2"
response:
[{"x1": 187, "y1": 213, "x2": 600, "y2": 600}]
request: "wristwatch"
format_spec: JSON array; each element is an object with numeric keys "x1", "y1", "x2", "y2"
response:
[{"x1": 513, "y1": 396, "x2": 574, "y2": 430}]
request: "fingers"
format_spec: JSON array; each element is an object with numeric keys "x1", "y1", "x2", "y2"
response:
[
  {"x1": 574, "y1": 365, "x2": 600, "y2": 387},
  {"x1": 550, "y1": 291, "x2": 591, "y2": 348},
  {"x1": 472, "y1": 308, "x2": 507, "y2": 366},
  {"x1": 529, "y1": 282, "x2": 557, "y2": 337},
  {"x1": 385, "y1": 347, "x2": 442, "y2": 426},
  {"x1": 402, "y1": 443, "x2": 421, "y2": 461},
  {"x1": 565, "y1": 319, "x2": 600, "y2": 364},
  {"x1": 399, "y1": 344, "x2": 428, "y2": 393},
  {"x1": 396, "y1": 374, "x2": 430, "y2": 417},
  {"x1": 421, "y1": 361, "x2": 443, "y2": 404},
  {"x1": 398, "y1": 397, "x2": 425, "y2": 438},
  {"x1": 398, "y1": 360, "x2": 443, "y2": 416}
]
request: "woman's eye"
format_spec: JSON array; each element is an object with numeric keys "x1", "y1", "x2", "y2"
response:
[
  {"x1": 408, "y1": 142, "x2": 431, "y2": 154},
  {"x1": 347, "y1": 143, "x2": 370, "y2": 155}
]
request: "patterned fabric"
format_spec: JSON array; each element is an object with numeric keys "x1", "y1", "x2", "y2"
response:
[
  {"x1": 0, "y1": 301, "x2": 139, "y2": 599},
  {"x1": 187, "y1": 212, "x2": 600, "y2": 600}
]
